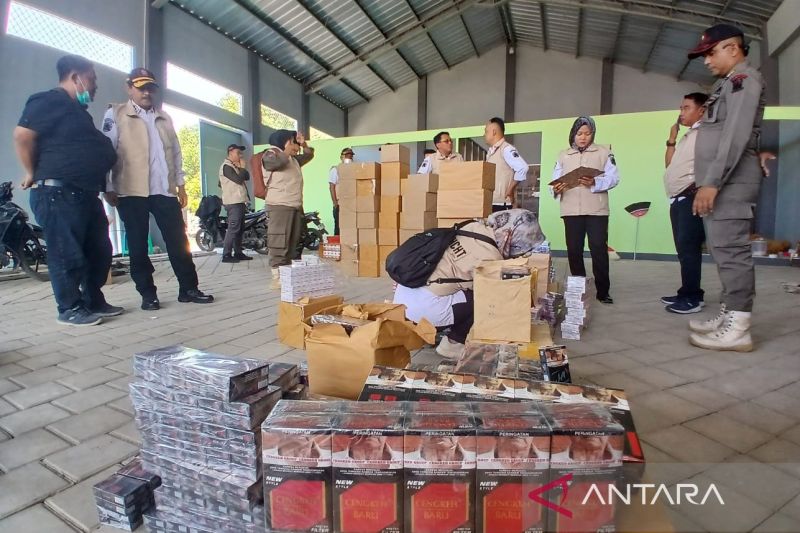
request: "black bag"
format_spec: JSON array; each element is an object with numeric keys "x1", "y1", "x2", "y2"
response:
[{"x1": 385, "y1": 221, "x2": 497, "y2": 288}]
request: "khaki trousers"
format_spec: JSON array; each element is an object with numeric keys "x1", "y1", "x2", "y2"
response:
[{"x1": 266, "y1": 204, "x2": 304, "y2": 268}]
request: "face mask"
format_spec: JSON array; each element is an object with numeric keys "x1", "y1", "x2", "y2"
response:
[
  {"x1": 343, "y1": 158, "x2": 353, "y2": 164},
  {"x1": 75, "y1": 76, "x2": 92, "y2": 106}
]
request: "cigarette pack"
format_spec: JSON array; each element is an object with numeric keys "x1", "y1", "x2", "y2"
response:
[
  {"x1": 267, "y1": 362, "x2": 300, "y2": 392},
  {"x1": 359, "y1": 366, "x2": 410, "y2": 402},
  {"x1": 117, "y1": 456, "x2": 162, "y2": 490},
  {"x1": 405, "y1": 371, "x2": 462, "y2": 403}
]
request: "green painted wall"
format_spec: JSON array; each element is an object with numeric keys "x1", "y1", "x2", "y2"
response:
[{"x1": 256, "y1": 106, "x2": 800, "y2": 254}]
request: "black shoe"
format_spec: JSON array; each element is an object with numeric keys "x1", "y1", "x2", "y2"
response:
[
  {"x1": 89, "y1": 302, "x2": 124, "y2": 317},
  {"x1": 665, "y1": 299, "x2": 704, "y2": 314},
  {"x1": 141, "y1": 297, "x2": 161, "y2": 311},
  {"x1": 598, "y1": 296, "x2": 614, "y2": 304},
  {"x1": 178, "y1": 289, "x2": 214, "y2": 304},
  {"x1": 660, "y1": 294, "x2": 680, "y2": 305},
  {"x1": 233, "y1": 253, "x2": 253, "y2": 261},
  {"x1": 57, "y1": 306, "x2": 103, "y2": 327},
  {"x1": 221, "y1": 255, "x2": 239, "y2": 263}
]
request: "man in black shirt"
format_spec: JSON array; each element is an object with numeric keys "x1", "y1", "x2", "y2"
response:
[{"x1": 13, "y1": 54, "x2": 121, "y2": 326}]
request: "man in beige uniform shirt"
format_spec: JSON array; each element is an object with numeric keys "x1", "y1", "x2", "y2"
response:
[
  {"x1": 483, "y1": 117, "x2": 529, "y2": 212},
  {"x1": 416, "y1": 131, "x2": 463, "y2": 174}
]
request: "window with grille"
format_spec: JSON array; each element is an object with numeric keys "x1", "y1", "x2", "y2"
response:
[
  {"x1": 5, "y1": 1, "x2": 133, "y2": 73},
  {"x1": 310, "y1": 127, "x2": 333, "y2": 141},
  {"x1": 261, "y1": 104, "x2": 298, "y2": 130},
  {"x1": 166, "y1": 62, "x2": 243, "y2": 116}
]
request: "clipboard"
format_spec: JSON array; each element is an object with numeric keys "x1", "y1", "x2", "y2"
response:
[{"x1": 550, "y1": 166, "x2": 604, "y2": 191}]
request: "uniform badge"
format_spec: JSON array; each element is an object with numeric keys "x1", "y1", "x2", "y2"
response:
[
  {"x1": 511, "y1": 150, "x2": 519, "y2": 158},
  {"x1": 730, "y1": 73, "x2": 748, "y2": 93},
  {"x1": 609, "y1": 154, "x2": 616, "y2": 166},
  {"x1": 102, "y1": 118, "x2": 114, "y2": 132}
]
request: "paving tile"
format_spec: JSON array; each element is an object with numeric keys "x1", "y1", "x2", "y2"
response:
[
  {"x1": 105, "y1": 373, "x2": 133, "y2": 392},
  {"x1": 642, "y1": 425, "x2": 737, "y2": 463},
  {"x1": 44, "y1": 465, "x2": 119, "y2": 532},
  {"x1": 52, "y1": 384, "x2": 127, "y2": 414},
  {"x1": 624, "y1": 366, "x2": 691, "y2": 389},
  {"x1": 17, "y1": 352, "x2": 75, "y2": 371},
  {"x1": 0, "y1": 363, "x2": 28, "y2": 379},
  {"x1": 749, "y1": 440, "x2": 800, "y2": 478},
  {"x1": 109, "y1": 420, "x2": 141, "y2": 446},
  {"x1": 0, "y1": 403, "x2": 71, "y2": 437},
  {"x1": 55, "y1": 367, "x2": 123, "y2": 391},
  {"x1": 104, "y1": 358, "x2": 132, "y2": 375},
  {"x1": 0, "y1": 378, "x2": 20, "y2": 395},
  {"x1": 629, "y1": 390, "x2": 711, "y2": 426},
  {"x1": 752, "y1": 391, "x2": 800, "y2": 420},
  {"x1": 0, "y1": 352, "x2": 26, "y2": 365},
  {"x1": 107, "y1": 394, "x2": 134, "y2": 416},
  {"x1": 45, "y1": 406, "x2": 131, "y2": 445},
  {"x1": 0, "y1": 462, "x2": 70, "y2": 519},
  {"x1": 42, "y1": 434, "x2": 137, "y2": 483},
  {"x1": 57, "y1": 355, "x2": 118, "y2": 373},
  {"x1": 675, "y1": 475, "x2": 774, "y2": 533},
  {"x1": 3, "y1": 382, "x2": 72, "y2": 409},
  {"x1": 0, "y1": 428, "x2": 71, "y2": 472},
  {"x1": 780, "y1": 493, "x2": 800, "y2": 521},
  {"x1": 701, "y1": 366, "x2": 797, "y2": 401},
  {"x1": 780, "y1": 425, "x2": 800, "y2": 447},
  {"x1": 703, "y1": 460, "x2": 800, "y2": 511},
  {"x1": 752, "y1": 512, "x2": 800, "y2": 533},
  {"x1": 719, "y1": 402, "x2": 797, "y2": 435},
  {"x1": 0, "y1": 504, "x2": 75, "y2": 533},
  {"x1": 667, "y1": 383, "x2": 740, "y2": 411},
  {"x1": 8, "y1": 366, "x2": 75, "y2": 388},
  {"x1": 0, "y1": 397, "x2": 14, "y2": 417},
  {"x1": 684, "y1": 413, "x2": 774, "y2": 454}
]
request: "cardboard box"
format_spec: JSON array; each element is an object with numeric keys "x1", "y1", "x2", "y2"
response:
[
  {"x1": 527, "y1": 253, "x2": 552, "y2": 303},
  {"x1": 438, "y1": 218, "x2": 468, "y2": 228},
  {"x1": 399, "y1": 229, "x2": 418, "y2": 244},
  {"x1": 380, "y1": 196, "x2": 401, "y2": 213},
  {"x1": 382, "y1": 178, "x2": 401, "y2": 197},
  {"x1": 437, "y1": 189, "x2": 493, "y2": 219},
  {"x1": 277, "y1": 295, "x2": 345, "y2": 349},
  {"x1": 438, "y1": 161, "x2": 495, "y2": 190},
  {"x1": 340, "y1": 228, "x2": 358, "y2": 246},
  {"x1": 379, "y1": 246, "x2": 395, "y2": 277},
  {"x1": 402, "y1": 174, "x2": 439, "y2": 194},
  {"x1": 339, "y1": 209, "x2": 357, "y2": 230},
  {"x1": 359, "y1": 245, "x2": 379, "y2": 278},
  {"x1": 337, "y1": 180, "x2": 357, "y2": 199},
  {"x1": 358, "y1": 229, "x2": 378, "y2": 246},
  {"x1": 339, "y1": 162, "x2": 381, "y2": 181},
  {"x1": 381, "y1": 162, "x2": 410, "y2": 180},
  {"x1": 401, "y1": 191, "x2": 437, "y2": 212},
  {"x1": 378, "y1": 228, "x2": 399, "y2": 246},
  {"x1": 304, "y1": 304, "x2": 434, "y2": 399},
  {"x1": 356, "y1": 195, "x2": 380, "y2": 213},
  {"x1": 379, "y1": 211, "x2": 401, "y2": 229},
  {"x1": 339, "y1": 197, "x2": 357, "y2": 214},
  {"x1": 357, "y1": 179, "x2": 380, "y2": 197},
  {"x1": 380, "y1": 144, "x2": 410, "y2": 164},
  {"x1": 400, "y1": 211, "x2": 437, "y2": 230},
  {"x1": 340, "y1": 258, "x2": 358, "y2": 278},
  {"x1": 357, "y1": 212, "x2": 378, "y2": 229},
  {"x1": 473, "y1": 258, "x2": 535, "y2": 343}
]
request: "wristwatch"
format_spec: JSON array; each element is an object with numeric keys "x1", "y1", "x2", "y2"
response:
[{"x1": 666, "y1": 140, "x2": 677, "y2": 147}]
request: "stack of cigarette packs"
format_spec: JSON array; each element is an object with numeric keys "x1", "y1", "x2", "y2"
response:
[
  {"x1": 130, "y1": 345, "x2": 299, "y2": 533},
  {"x1": 93, "y1": 457, "x2": 161, "y2": 531},
  {"x1": 455, "y1": 342, "x2": 550, "y2": 382},
  {"x1": 262, "y1": 400, "x2": 624, "y2": 533},
  {"x1": 561, "y1": 276, "x2": 595, "y2": 340},
  {"x1": 279, "y1": 262, "x2": 337, "y2": 302}
]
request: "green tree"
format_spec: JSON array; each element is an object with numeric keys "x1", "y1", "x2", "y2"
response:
[
  {"x1": 178, "y1": 124, "x2": 202, "y2": 214},
  {"x1": 260, "y1": 104, "x2": 297, "y2": 130},
  {"x1": 218, "y1": 93, "x2": 242, "y2": 115}
]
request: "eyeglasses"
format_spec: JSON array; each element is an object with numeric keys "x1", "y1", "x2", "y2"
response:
[
  {"x1": 343, "y1": 152, "x2": 354, "y2": 157},
  {"x1": 438, "y1": 139, "x2": 453, "y2": 143}
]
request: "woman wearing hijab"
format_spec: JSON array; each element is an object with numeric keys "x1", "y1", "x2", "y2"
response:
[
  {"x1": 393, "y1": 209, "x2": 545, "y2": 359},
  {"x1": 262, "y1": 129, "x2": 315, "y2": 285},
  {"x1": 551, "y1": 117, "x2": 620, "y2": 304}
]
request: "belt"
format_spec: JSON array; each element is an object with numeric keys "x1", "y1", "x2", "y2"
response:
[
  {"x1": 672, "y1": 183, "x2": 698, "y2": 199},
  {"x1": 35, "y1": 179, "x2": 66, "y2": 188}
]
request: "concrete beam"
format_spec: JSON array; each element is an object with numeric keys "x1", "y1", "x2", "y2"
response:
[
  {"x1": 417, "y1": 76, "x2": 428, "y2": 165},
  {"x1": 504, "y1": 45, "x2": 516, "y2": 143},
  {"x1": 766, "y1": 0, "x2": 800, "y2": 56},
  {"x1": 247, "y1": 52, "x2": 261, "y2": 145},
  {"x1": 300, "y1": 93, "x2": 310, "y2": 138},
  {"x1": 755, "y1": 23, "x2": 780, "y2": 237},
  {"x1": 601, "y1": 58, "x2": 614, "y2": 114}
]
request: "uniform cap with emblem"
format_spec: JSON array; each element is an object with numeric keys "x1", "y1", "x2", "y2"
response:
[
  {"x1": 687, "y1": 23, "x2": 747, "y2": 59},
  {"x1": 126, "y1": 67, "x2": 159, "y2": 88}
]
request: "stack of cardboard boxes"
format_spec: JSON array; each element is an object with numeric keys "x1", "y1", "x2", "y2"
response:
[
  {"x1": 378, "y1": 145, "x2": 409, "y2": 277},
  {"x1": 337, "y1": 161, "x2": 381, "y2": 277},
  {"x1": 437, "y1": 161, "x2": 495, "y2": 227},
  {"x1": 399, "y1": 172, "x2": 438, "y2": 244}
]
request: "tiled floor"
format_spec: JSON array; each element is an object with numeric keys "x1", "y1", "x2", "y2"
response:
[{"x1": 0, "y1": 253, "x2": 798, "y2": 532}]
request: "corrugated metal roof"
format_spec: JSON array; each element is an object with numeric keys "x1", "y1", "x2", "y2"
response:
[{"x1": 170, "y1": 0, "x2": 783, "y2": 108}]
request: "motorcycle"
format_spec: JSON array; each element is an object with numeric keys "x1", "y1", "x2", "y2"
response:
[
  {"x1": 194, "y1": 195, "x2": 268, "y2": 254},
  {"x1": 0, "y1": 182, "x2": 48, "y2": 281},
  {"x1": 298, "y1": 211, "x2": 327, "y2": 255}
]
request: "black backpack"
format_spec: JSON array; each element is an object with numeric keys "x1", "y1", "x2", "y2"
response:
[{"x1": 385, "y1": 221, "x2": 497, "y2": 288}]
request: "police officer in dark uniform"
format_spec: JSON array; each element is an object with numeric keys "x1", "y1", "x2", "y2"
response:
[
  {"x1": 684, "y1": 24, "x2": 765, "y2": 352},
  {"x1": 13, "y1": 55, "x2": 121, "y2": 326}
]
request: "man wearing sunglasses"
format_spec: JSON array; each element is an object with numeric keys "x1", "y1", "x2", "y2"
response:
[{"x1": 416, "y1": 131, "x2": 463, "y2": 174}]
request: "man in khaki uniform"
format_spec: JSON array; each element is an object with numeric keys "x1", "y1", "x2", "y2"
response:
[
  {"x1": 417, "y1": 131, "x2": 463, "y2": 174},
  {"x1": 328, "y1": 147, "x2": 354, "y2": 236},
  {"x1": 262, "y1": 129, "x2": 314, "y2": 282},
  {"x1": 219, "y1": 143, "x2": 252, "y2": 263},
  {"x1": 685, "y1": 24, "x2": 766, "y2": 352},
  {"x1": 483, "y1": 117, "x2": 529, "y2": 212}
]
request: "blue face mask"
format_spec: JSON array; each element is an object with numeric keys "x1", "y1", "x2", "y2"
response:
[{"x1": 75, "y1": 77, "x2": 92, "y2": 106}]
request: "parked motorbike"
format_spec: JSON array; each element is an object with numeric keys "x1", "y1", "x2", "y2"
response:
[
  {"x1": 194, "y1": 195, "x2": 268, "y2": 254},
  {"x1": 298, "y1": 211, "x2": 327, "y2": 255},
  {"x1": 0, "y1": 182, "x2": 48, "y2": 281}
]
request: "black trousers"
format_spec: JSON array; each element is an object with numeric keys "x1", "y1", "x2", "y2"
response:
[
  {"x1": 223, "y1": 203, "x2": 245, "y2": 256},
  {"x1": 563, "y1": 215, "x2": 610, "y2": 299},
  {"x1": 669, "y1": 196, "x2": 705, "y2": 302},
  {"x1": 117, "y1": 195, "x2": 198, "y2": 298},
  {"x1": 492, "y1": 204, "x2": 512, "y2": 213},
  {"x1": 332, "y1": 205, "x2": 340, "y2": 236},
  {"x1": 449, "y1": 290, "x2": 474, "y2": 344}
]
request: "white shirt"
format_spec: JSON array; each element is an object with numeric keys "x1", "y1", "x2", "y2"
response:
[
  {"x1": 328, "y1": 166, "x2": 339, "y2": 185},
  {"x1": 392, "y1": 285, "x2": 467, "y2": 327},
  {"x1": 486, "y1": 140, "x2": 529, "y2": 183},
  {"x1": 550, "y1": 153, "x2": 620, "y2": 196},
  {"x1": 103, "y1": 101, "x2": 185, "y2": 197},
  {"x1": 416, "y1": 151, "x2": 464, "y2": 174}
]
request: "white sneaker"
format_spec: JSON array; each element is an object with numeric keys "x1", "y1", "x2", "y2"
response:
[
  {"x1": 689, "y1": 304, "x2": 727, "y2": 334},
  {"x1": 689, "y1": 311, "x2": 753, "y2": 352},
  {"x1": 435, "y1": 336, "x2": 465, "y2": 360}
]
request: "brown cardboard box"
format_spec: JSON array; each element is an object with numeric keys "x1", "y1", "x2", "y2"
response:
[
  {"x1": 358, "y1": 229, "x2": 378, "y2": 245},
  {"x1": 402, "y1": 173, "x2": 439, "y2": 194},
  {"x1": 340, "y1": 251, "x2": 358, "y2": 277},
  {"x1": 473, "y1": 258, "x2": 535, "y2": 342},
  {"x1": 340, "y1": 227, "x2": 358, "y2": 246},
  {"x1": 400, "y1": 210, "x2": 437, "y2": 230},
  {"x1": 527, "y1": 253, "x2": 552, "y2": 303},
  {"x1": 381, "y1": 178, "x2": 401, "y2": 197},
  {"x1": 338, "y1": 162, "x2": 381, "y2": 180},
  {"x1": 401, "y1": 191, "x2": 437, "y2": 212},
  {"x1": 380, "y1": 196, "x2": 401, "y2": 213},
  {"x1": 339, "y1": 209, "x2": 357, "y2": 229},
  {"x1": 339, "y1": 197, "x2": 356, "y2": 212},
  {"x1": 356, "y1": 179, "x2": 379, "y2": 197},
  {"x1": 399, "y1": 229, "x2": 418, "y2": 244},
  {"x1": 277, "y1": 295, "x2": 345, "y2": 349},
  {"x1": 438, "y1": 161, "x2": 495, "y2": 190},
  {"x1": 358, "y1": 260, "x2": 380, "y2": 278},
  {"x1": 359, "y1": 244, "x2": 380, "y2": 277},
  {"x1": 437, "y1": 189, "x2": 492, "y2": 218},
  {"x1": 380, "y1": 144, "x2": 410, "y2": 164},
  {"x1": 438, "y1": 218, "x2": 469, "y2": 227},
  {"x1": 337, "y1": 179, "x2": 357, "y2": 199},
  {"x1": 379, "y1": 211, "x2": 401, "y2": 229},
  {"x1": 378, "y1": 228, "x2": 399, "y2": 246},
  {"x1": 356, "y1": 195, "x2": 380, "y2": 213},
  {"x1": 357, "y1": 212, "x2": 378, "y2": 229},
  {"x1": 381, "y1": 162, "x2": 410, "y2": 180},
  {"x1": 379, "y1": 246, "x2": 396, "y2": 277}
]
